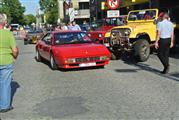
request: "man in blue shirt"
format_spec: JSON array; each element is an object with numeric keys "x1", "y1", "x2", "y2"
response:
[
  {"x1": 71, "y1": 21, "x2": 81, "y2": 31},
  {"x1": 155, "y1": 13, "x2": 174, "y2": 74}
]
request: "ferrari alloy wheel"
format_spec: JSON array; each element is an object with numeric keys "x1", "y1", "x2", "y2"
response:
[
  {"x1": 50, "y1": 54, "x2": 58, "y2": 70},
  {"x1": 36, "y1": 50, "x2": 42, "y2": 62}
]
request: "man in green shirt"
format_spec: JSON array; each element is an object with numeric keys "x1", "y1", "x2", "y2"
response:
[{"x1": 0, "y1": 13, "x2": 19, "y2": 113}]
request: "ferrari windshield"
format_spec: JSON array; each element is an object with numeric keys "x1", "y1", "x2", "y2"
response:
[
  {"x1": 54, "y1": 32, "x2": 91, "y2": 45},
  {"x1": 128, "y1": 10, "x2": 157, "y2": 21}
]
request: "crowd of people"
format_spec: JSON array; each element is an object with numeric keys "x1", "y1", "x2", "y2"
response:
[{"x1": 53, "y1": 21, "x2": 90, "y2": 32}]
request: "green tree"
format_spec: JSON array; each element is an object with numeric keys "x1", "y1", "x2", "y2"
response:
[
  {"x1": 0, "y1": 0, "x2": 25, "y2": 24},
  {"x1": 39, "y1": 0, "x2": 58, "y2": 25},
  {"x1": 45, "y1": 8, "x2": 58, "y2": 25},
  {"x1": 22, "y1": 14, "x2": 36, "y2": 25}
]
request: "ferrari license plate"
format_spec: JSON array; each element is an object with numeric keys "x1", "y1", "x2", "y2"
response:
[{"x1": 79, "y1": 62, "x2": 96, "y2": 67}]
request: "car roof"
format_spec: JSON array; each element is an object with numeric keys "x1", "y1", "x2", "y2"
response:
[{"x1": 50, "y1": 30, "x2": 83, "y2": 34}]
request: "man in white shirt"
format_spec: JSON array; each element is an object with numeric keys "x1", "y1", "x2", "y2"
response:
[{"x1": 155, "y1": 13, "x2": 174, "y2": 74}]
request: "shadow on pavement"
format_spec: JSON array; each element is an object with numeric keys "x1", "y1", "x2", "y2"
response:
[
  {"x1": 115, "y1": 54, "x2": 179, "y2": 82},
  {"x1": 170, "y1": 73, "x2": 179, "y2": 78},
  {"x1": 62, "y1": 66, "x2": 104, "y2": 72},
  {"x1": 115, "y1": 69, "x2": 140, "y2": 73},
  {"x1": 11, "y1": 81, "x2": 20, "y2": 106}
]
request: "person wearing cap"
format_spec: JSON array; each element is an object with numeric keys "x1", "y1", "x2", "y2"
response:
[
  {"x1": 0, "y1": 13, "x2": 19, "y2": 113},
  {"x1": 155, "y1": 12, "x2": 174, "y2": 74}
]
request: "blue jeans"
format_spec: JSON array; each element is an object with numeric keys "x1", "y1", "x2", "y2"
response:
[{"x1": 0, "y1": 64, "x2": 14, "y2": 109}]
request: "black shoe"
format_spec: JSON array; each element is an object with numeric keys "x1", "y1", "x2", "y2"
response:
[
  {"x1": 161, "y1": 66, "x2": 170, "y2": 74},
  {"x1": 0, "y1": 106, "x2": 14, "y2": 113}
]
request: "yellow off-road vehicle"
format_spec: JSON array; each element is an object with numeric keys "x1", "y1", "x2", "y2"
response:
[{"x1": 104, "y1": 9, "x2": 175, "y2": 62}]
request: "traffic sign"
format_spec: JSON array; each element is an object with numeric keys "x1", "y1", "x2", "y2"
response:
[
  {"x1": 107, "y1": 0, "x2": 120, "y2": 9},
  {"x1": 107, "y1": 10, "x2": 120, "y2": 18}
]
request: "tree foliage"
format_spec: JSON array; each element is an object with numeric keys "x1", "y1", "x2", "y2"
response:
[
  {"x1": 39, "y1": 0, "x2": 58, "y2": 25},
  {"x1": 22, "y1": 14, "x2": 36, "y2": 25},
  {"x1": 0, "y1": 0, "x2": 25, "y2": 24}
]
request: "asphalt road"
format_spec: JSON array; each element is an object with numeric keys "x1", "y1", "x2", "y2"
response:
[{"x1": 1, "y1": 39, "x2": 179, "y2": 120}]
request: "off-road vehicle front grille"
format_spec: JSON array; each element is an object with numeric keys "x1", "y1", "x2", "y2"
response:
[
  {"x1": 111, "y1": 28, "x2": 131, "y2": 45},
  {"x1": 111, "y1": 28, "x2": 129, "y2": 37}
]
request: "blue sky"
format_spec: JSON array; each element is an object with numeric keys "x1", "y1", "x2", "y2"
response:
[{"x1": 20, "y1": 0, "x2": 40, "y2": 15}]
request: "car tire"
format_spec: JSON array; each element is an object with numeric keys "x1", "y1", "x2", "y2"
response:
[
  {"x1": 36, "y1": 50, "x2": 42, "y2": 62},
  {"x1": 134, "y1": 39, "x2": 150, "y2": 62},
  {"x1": 50, "y1": 54, "x2": 58, "y2": 70}
]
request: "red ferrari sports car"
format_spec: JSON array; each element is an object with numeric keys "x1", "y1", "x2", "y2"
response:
[{"x1": 35, "y1": 31, "x2": 111, "y2": 70}]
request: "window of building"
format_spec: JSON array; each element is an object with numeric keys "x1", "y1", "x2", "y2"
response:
[{"x1": 79, "y1": 2, "x2": 89, "y2": 9}]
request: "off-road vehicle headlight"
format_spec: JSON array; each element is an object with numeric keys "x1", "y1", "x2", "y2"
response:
[
  {"x1": 124, "y1": 29, "x2": 131, "y2": 36},
  {"x1": 112, "y1": 32, "x2": 116, "y2": 36}
]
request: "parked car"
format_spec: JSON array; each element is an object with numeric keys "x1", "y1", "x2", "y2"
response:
[
  {"x1": 90, "y1": 21, "x2": 102, "y2": 30},
  {"x1": 106, "y1": 9, "x2": 176, "y2": 61},
  {"x1": 24, "y1": 29, "x2": 44, "y2": 44},
  {"x1": 24, "y1": 27, "x2": 32, "y2": 33},
  {"x1": 87, "y1": 16, "x2": 127, "y2": 43},
  {"x1": 10, "y1": 24, "x2": 20, "y2": 31},
  {"x1": 35, "y1": 31, "x2": 111, "y2": 70}
]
